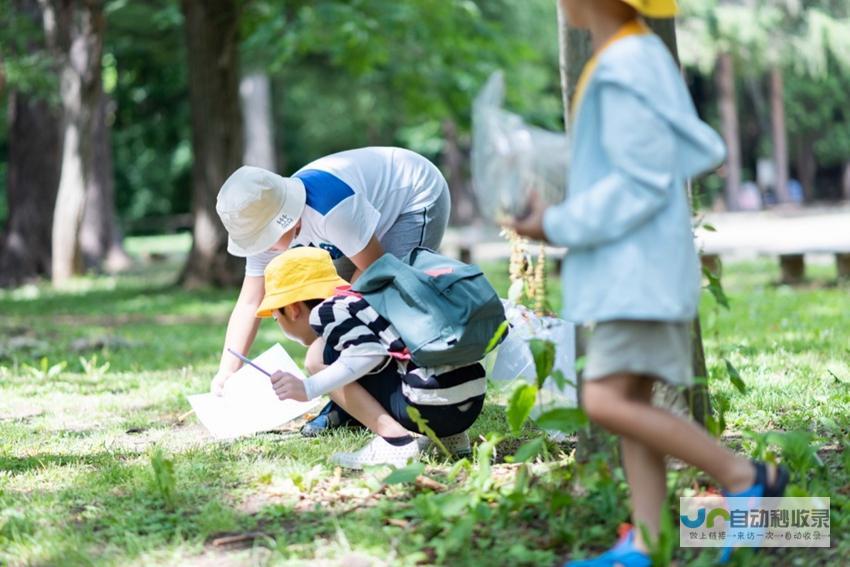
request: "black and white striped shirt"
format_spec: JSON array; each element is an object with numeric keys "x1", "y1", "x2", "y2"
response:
[{"x1": 309, "y1": 295, "x2": 486, "y2": 406}]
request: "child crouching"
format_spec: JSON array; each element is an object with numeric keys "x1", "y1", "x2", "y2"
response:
[{"x1": 256, "y1": 247, "x2": 485, "y2": 468}]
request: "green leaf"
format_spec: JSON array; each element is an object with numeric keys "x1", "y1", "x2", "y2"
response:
[
  {"x1": 383, "y1": 462, "x2": 425, "y2": 485},
  {"x1": 485, "y1": 320, "x2": 509, "y2": 354},
  {"x1": 507, "y1": 383, "x2": 538, "y2": 435},
  {"x1": 702, "y1": 223, "x2": 717, "y2": 232},
  {"x1": 529, "y1": 339, "x2": 555, "y2": 388},
  {"x1": 508, "y1": 438, "x2": 545, "y2": 463},
  {"x1": 534, "y1": 408, "x2": 588, "y2": 433},
  {"x1": 703, "y1": 267, "x2": 730, "y2": 309},
  {"x1": 406, "y1": 406, "x2": 451, "y2": 457},
  {"x1": 724, "y1": 359, "x2": 746, "y2": 394},
  {"x1": 575, "y1": 355, "x2": 587, "y2": 374}
]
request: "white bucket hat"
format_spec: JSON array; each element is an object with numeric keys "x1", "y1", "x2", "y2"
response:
[{"x1": 216, "y1": 165, "x2": 307, "y2": 257}]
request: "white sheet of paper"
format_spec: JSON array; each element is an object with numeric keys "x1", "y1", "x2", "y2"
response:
[{"x1": 187, "y1": 343, "x2": 320, "y2": 440}]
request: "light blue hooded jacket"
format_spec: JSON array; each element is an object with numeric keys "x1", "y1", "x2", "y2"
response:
[{"x1": 543, "y1": 32, "x2": 726, "y2": 324}]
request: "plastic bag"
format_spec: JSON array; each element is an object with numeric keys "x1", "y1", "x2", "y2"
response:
[
  {"x1": 471, "y1": 71, "x2": 570, "y2": 221},
  {"x1": 491, "y1": 302, "x2": 577, "y2": 409}
]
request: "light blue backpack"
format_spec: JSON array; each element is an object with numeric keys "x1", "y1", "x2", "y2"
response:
[{"x1": 350, "y1": 247, "x2": 507, "y2": 367}]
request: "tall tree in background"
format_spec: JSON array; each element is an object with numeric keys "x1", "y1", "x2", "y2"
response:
[
  {"x1": 180, "y1": 0, "x2": 244, "y2": 287},
  {"x1": 240, "y1": 71, "x2": 276, "y2": 170},
  {"x1": 79, "y1": 92, "x2": 132, "y2": 272},
  {"x1": 45, "y1": 0, "x2": 127, "y2": 284},
  {"x1": 47, "y1": 0, "x2": 102, "y2": 284},
  {"x1": 0, "y1": 0, "x2": 61, "y2": 286}
]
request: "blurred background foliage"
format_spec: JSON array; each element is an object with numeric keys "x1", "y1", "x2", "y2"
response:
[{"x1": 1, "y1": 0, "x2": 848, "y2": 231}]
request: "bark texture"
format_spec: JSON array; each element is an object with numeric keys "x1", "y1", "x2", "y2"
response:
[
  {"x1": 0, "y1": 0, "x2": 62, "y2": 286},
  {"x1": 179, "y1": 0, "x2": 245, "y2": 288},
  {"x1": 770, "y1": 67, "x2": 791, "y2": 204},
  {"x1": 716, "y1": 53, "x2": 742, "y2": 211},
  {"x1": 46, "y1": 0, "x2": 108, "y2": 285}
]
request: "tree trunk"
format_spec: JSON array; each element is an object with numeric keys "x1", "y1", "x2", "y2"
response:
[
  {"x1": 240, "y1": 71, "x2": 276, "y2": 170},
  {"x1": 0, "y1": 0, "x2": 62, "y2": 286},
  {"x1": 45, "y1": 0, "x2": 106, "y2": 285},
  {"x1": 556, "y1": 2, "x2": 591, "y2": 126},
  {"x1": 79, "y1": 91, "x2": 132, "y2": 272},
  {"x1": 441, "y1": 119, "x2": 476, "y2": 226},
  {"x1": 646, "y1": 18, "x2": 679, "y2": 61},
  {"x1": 795, "y1": 133, "x2": 817, "y2": 202},
  {"x1": 179, "y1": 0, "x2": 244, "y2": 288},
  {"x1": 770, "y1": 67, "x2": 791, "y2": 204},
  {"x1": 0, "y1": 95, "x2": 62, "y2": 287},
  {"x1": 716, "y1": 53, "x2": 742, "y2": 211}
]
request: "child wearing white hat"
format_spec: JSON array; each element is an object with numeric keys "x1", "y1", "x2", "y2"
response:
[{"x1": 212, "y1": 146, "x2": 451, "y2": 436}]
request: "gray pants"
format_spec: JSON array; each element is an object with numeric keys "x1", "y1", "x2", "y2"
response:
[{"x1": 333, "y1": 184, "x2": 451, "y2": 280}]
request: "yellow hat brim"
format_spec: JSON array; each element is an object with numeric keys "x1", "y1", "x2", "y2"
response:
[
  {"x1": 621, "y1": 0, "x2": 678, "y2": 18},
  {"x1": 256, "y1": 276, "x2": 348, "y2": 318}
]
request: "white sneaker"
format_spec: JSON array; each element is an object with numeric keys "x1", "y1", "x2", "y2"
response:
[
  {"x1": 419, "y1": 431, "x2": 472, "y2": 457},
  {"x1": 331, "y1": 436, "x2": 422, "y2": 470}
]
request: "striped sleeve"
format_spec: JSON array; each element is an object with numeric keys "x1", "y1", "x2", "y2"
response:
[{"x1": 309, "y1": 296, "x2": 387, "y2": 364}]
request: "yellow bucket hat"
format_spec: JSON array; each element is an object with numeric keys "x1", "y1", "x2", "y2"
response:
[
  {"x1": 620, "y1": 0, "x2": 678, "y2": 18},
  {"x1": 256, "y1": 247, "x2": 349, "y2": 318}
]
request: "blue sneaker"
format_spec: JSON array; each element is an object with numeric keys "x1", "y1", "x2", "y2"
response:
[
  {"x1": 566, "y1": 528, "x2": 651, "y2": 567},
  {"x1": 300, "y1": 400, "x2": 362, "y2": 437},
  {"x1": 719, "y1": 460, "x2": 789, "y2": 564}
]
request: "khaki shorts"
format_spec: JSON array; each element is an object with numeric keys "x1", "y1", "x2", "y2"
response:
[{"x1": 584, "y1": 320, "x2": 693, "y2": 386}]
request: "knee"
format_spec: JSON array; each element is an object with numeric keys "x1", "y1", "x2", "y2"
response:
[{"x1": 582, "y1": 382, "x2": 614, "y2": 424}]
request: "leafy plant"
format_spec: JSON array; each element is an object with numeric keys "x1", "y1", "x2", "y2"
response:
[
  {"x1": 506, "y1": 382, "x2": 538, "y2": 435},
  {"x1": 78, "y1": 354, "x2": 111, "y2": 379},
  {"x1": 149, "y1": 447, "x2": 177, "y2": 509},
  {"x1": 21, "y1": 357, "x2": 67, "y2": 380},
  {"x1": 407, "y1": 406, "x2": 451, "y2": 457},
  {"x1": 384, "y1": 463, "x2": 425, "y2": 485}
]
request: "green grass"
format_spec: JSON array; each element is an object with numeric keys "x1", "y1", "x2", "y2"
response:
[{"x1": 0, "y1": 239, "x2": 848, "y2": 566}]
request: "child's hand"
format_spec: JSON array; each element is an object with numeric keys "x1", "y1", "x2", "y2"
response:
[
  {"x1": 270, "y1": 370, "x2": 308, "y2": 402},
  {"x1": 210, "y1": 370, "x2": 232, "y2": 396},
  {"x1": 505, "y1": 192, "x2": 549, "y2": 242}
]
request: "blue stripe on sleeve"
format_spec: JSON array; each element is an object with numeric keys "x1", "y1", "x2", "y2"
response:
[{"x1": 294, "y1": 169, "x2": 355, "y2": 215}]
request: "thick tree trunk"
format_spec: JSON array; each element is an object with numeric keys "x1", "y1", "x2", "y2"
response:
[
  {"x1": 716, "y1": 53, "x2": 742, "y2": 211},
  {"x1": 0, "y1": 0, "x2": 62, "y2": 286},
  {"x1": 441, "y1": 119, "x2": 476, "y2": 226},
  {"x1": 179, "y1": 0, "x2": 244, "y2": 288},
  {"x1": 79, "y1": 92, "x2": 132, "y2": 272},
  {"x1": 770, "y1": 67, "x2": 791, "y2": 204},
  {"x1": 239, "y1": 71, "x2": 276, "y2": 170},
  {"x1": 46, "y1": 0, "x2": 106, "y2": 285},
  {"x1": 0, "y1": 92, "x2": 62, "y2": 286}
]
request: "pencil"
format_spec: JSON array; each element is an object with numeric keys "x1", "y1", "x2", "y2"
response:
[{"x1": 226, "y1": 348, "x2": 273, "y2": 377}]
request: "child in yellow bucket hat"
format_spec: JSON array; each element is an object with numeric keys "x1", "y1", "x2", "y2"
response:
[
  {"x1": 511, "y1": 0, "x2": 788, "y2": 565},
  {"x1": 256, "y1": 247, "x2": 486, "y2": 469}
]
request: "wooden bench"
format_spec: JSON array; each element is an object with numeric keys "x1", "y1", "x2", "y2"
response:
[{"x1": 701, "y1": 250, "x2": 850, "y2": 284}]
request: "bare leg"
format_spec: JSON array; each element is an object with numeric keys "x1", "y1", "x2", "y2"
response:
[
  {"x1": 583, "y1": 374, "x2": 755, "y2": 494},
  {"x1": 616, "y1": 376, "x2": 670, "y2": 553},
  {"x1": 329, "y1": 382, "x2": 409, "y2": 438}
]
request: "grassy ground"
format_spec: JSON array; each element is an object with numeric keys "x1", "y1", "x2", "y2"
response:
[{"x1": 1, "y1": 235, "x2": 848, "y2": 566}]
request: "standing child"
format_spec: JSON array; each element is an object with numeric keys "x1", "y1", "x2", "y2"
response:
[{"x1": 510, "y1": 0, "x2": 788, "y2": 564}]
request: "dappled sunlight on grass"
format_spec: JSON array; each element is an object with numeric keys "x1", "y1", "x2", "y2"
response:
[{"x1": 1, "y1": 252, "x2": 848, "y2": 565}]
